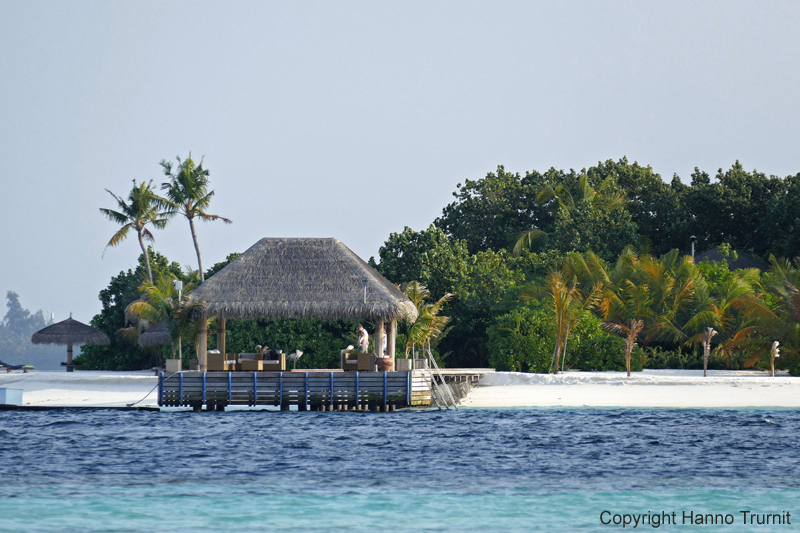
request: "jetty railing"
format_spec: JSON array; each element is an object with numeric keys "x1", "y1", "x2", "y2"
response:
[{"x1": 159, "y1": 370, "x2": 432, "y2": 411}]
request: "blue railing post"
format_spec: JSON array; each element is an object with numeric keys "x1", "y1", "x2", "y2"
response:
[
  {"x1": 179, "y1": 372, "x2": 184, "y2": 406},
  {"x1": 202, "y1": 372, "x2": 207, "y2": 405},
  {"x1": 228, "y1": 372, "x2": 232, "y2": 405},
  {"x1": 304, "y1": 372, "x2": 309, "y2": 409},
  {"x1": 279, "y1": 371, "x2": 283, "y2": 408},
  {"x1": 406, "y1": 371, "x2": 411, "y2": 406},
  {"x1": 383, "y1": 371, "x2": 388, "y2": 408},
  {"x1": 159, "y1": 371, "x2": 164, "y2": 406},
  {"x1": 330, "y1": 371, "x2": 334, "y2": 407},
  {"x1": 355, "y1": 372, "x2": 359, "y2": 406},
  {"x1": 253, "y1": 372, "x2": 258, "y2": 406}
]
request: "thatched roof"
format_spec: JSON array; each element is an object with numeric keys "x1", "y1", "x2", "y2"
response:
[
  {"x1": 138, "y1": 320, "x2": 171, "y2": 347},
  {"x1": 31, "y1": 317, "x2": 110, "y2": 346},
  {"x1": 188, "y1": 238, "x2": 418, "y2": 322},
  {"x1": 697, "y1": 247, "x2": 770, "y2": 271}
]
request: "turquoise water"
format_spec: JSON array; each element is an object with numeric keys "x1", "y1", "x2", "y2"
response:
[
  {"x1": 2, "y1": 486, "x2": 798, "y2": 532},
  {"x1": 2, "y1": 408, "x2": 798, "y2": 531}
]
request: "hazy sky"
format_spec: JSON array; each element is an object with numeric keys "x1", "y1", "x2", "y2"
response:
[{"x1": 2, "y1": 1, "x2": 799, "y2": 324}]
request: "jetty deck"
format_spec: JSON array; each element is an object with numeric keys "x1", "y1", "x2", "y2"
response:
[{"x1": 159, "y1": 370, "x2": 434, "y2": 411}]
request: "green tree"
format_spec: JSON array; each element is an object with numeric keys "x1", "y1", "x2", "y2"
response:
[
  {"x1": 100, "y1": 180, "x2": 169, "y2": 283},
  {"x1": 160, "y1": 154, "x2": 232, "y2": 282},
  {"x1": 76, "y1": 250, "x2": 183, "y2": 370},
  {"x1": 757, "y1": 256, "x2": 800, "y2": 373},
  {"x1": 684, "y1": 161, "x2": 786, "y2": 256},
  {"x1": 400, "y1": 281, "x2": 452, "y2": 357},
  {"x1": 586, "y1": 157, "x2": 688, "y2": 255},
  {"x1": 759, "y1": 173, "x2": 800, "y2": 259},
  {"x1": 444, "y1": 249, "x2": 526, "y2": 367},
  {"x1": 372, "y1": 225, "x2": 469, "y2": 301},
  {"x1": 684, "y1": 263, "x2": 763, "y2": 368},
  {"x1": 514, "y1": 173, "x2": 639, "y2": 261},
  {"x1": 435, "y1": 166, "x2": 557, "y2": 254},
  {"x1": 487, "y1": 303, "x2": 626, "y2": 372}
]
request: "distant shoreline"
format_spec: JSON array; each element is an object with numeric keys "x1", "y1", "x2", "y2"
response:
[{"x1": 0, "y1": 369, "x2": 797, "y2": 409}]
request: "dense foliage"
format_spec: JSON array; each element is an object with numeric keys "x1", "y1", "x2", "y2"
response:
[
  {"x1": 374, "y1": 158, "x2": 800, "y2": 373},
  {"x1": 86, "y1": 156, "x2": 800, "y2": 374},
  {"x1": 76, "y1": 251, "x2": 183, "y2": 370}
]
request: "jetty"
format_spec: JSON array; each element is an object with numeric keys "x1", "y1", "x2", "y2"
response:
[
  {"x1": 158, "y1": 368, "x2": 493, "y2": 411},
  {"x1": 152, "y1": 237, "x2": 492, "y2": 411}
]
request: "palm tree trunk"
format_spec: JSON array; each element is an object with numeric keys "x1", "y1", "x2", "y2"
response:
[
  {"x1": 622, "y1": 337, "x2": 631, "y2": 377},
  {"x1": 553, "y1": 323, "x2": 564, "y2": 374},
  {"x1": 137, "y1": 229, "x2": 153, "y2": 283},
  {"x1": 189, "y1": 217, "x2": 204, "y2": 282}
]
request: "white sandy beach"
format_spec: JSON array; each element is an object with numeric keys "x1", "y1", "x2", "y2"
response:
[
  {"x1": 463, "y1": 369, "x2": 800, "y2": 408},
  {"x1": 0, "y1": 371, "x2": 160, "y2": 407},
  {"x1": 0, "y1": 369, "x2": 798, "y2": 408}
]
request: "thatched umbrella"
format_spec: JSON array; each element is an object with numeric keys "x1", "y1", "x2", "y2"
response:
[
  {"x1": 31, "y1": 315, "x2": 110, "y2": 372},
  {"x1": 187, "y1": 237, "x2": 418, "y2": 371},
  {"x1": 138, "y1": 319, "x2": 171, "y2": 347}
]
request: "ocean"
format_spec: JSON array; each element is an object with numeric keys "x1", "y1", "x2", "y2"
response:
[{"x1": 1, "y1": 408, "x2": 798, "y2": 532}]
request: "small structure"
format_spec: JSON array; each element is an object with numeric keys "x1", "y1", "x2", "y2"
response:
[
  {"x1": 31, "y1": 315, "x2": 110, "y2": 372},
  {"x1": 696, "y1": 247, "x2": 769, "y2": 271},
  {"x1": 187, "y1": 237, "x2": 418, "y2": 372},
  {"x1": 138, "y1": 319, "x2": 170, "y2": 347}
]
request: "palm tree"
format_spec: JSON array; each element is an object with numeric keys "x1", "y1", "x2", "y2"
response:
[
  {"x1": 602, "y1": 319, "x2": 645, "y2": 377},
  {"x1": 401, "y1": 281, "x2": 452, "y2": 358},
  {"x1": 121, "y1": 271, "x2": 200, "y2": 365},
  {"x1": 583, "y1": 248, "x2": 697, "y2": 375},
  {"x1": 683, "y1": 268, "x2": 763, "y2": 368},
  {"x1": 512, "y1": 174, "x2": 626, "y2": 256},
  {"x1": 160, "y1": 154, "x2": 231, "y2": 281},
  {"x1": 100, "y1": 180, "x2": 169, "y2": 283}
]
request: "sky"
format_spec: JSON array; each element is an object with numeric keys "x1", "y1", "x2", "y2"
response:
[{"x1": 1, "y1": 1, "x2": 799, "y2": 324}]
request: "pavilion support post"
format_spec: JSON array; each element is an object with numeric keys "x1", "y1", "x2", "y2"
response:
[
  {"x1": 66, "y1": 343, "x2": 73, "y2": 373},
  {"x1": 217, "y1": 316, "x2": 226, "y2": 360},
  {"x1": 386, "y1": 319, "x2": 396, "y2": 369},
  {"x1": 198, "y1": 318, "x2": 208, "y2": 372},
  {"x1": 375, "y1": 319, "x2": 385, "y2": 357}
]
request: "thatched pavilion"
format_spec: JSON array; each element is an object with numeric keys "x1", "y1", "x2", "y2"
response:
[
  {"x1": 138, "y1": 320, "x2": 170, "y2": 347},
  {"x1": 187, "y1": 237, "x2": 418, "y2": 371},
  {"x1": 31, "y1": 315, "x2": 110, "y2": 372}
]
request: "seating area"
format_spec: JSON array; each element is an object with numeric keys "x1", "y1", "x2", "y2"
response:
[
  {"x1": 206, "y1": 350, "x2": 286, "y2": 372},
  {"x1": 341, "y1": 352, "x2": 374, "y2": 372}
]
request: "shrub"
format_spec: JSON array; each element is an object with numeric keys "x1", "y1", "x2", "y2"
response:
[{"x1": 487, "y1": 304, "x2": 631, "y2": 372}]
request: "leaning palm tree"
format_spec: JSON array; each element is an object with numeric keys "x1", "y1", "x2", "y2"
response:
[
  {"x1": 160, "y1": 154, "x2": 232, "y2": 281},
  {"x1": 100, "y1": 180, "x2": 169, "y2": 283},
  {"x1": 602, "y1": 318, "x2": 645, "y2": 377},
  {"x1": 401, "y1": 281, "x2": 452, "y2": 358}
]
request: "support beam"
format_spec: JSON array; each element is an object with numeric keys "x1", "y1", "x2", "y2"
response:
[
  {"x1": 386, "y1": 319, "x2": 396, "y2": 369},
  {"x1": 217, "y1": 316, "x2": 226, "y2": 359},
  {"x1": 66, "y1": 343, "x2": 73, "y2": 373},
  {"x1": 375, "y1": 319, "x2": 385, "y2": 357},
  {"x1": 198, "y1": 317, "x2": 208, "y2": 372}
]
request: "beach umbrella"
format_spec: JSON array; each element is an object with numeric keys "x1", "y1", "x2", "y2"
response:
[{"x1": 31, "y1": 315, "x2": 110, "y2": 372}]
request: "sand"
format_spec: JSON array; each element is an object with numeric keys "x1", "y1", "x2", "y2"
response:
[
  {"x1": 0, "y1": 369, "x2": 797, "y2": 409},
  {"x1": 0, "y1": 371, "x2": 160, "y2": 407},
  {"x1": 462, "y1": 369, "x2": 800, "y2": 408}
]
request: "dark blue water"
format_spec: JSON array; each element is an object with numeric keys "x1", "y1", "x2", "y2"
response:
[{"x1": 2, "y1": 409, "x2": 799, "y2": 531}]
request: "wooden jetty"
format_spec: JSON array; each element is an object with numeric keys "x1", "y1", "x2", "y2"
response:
[{"x1": 159, "y1": 370, "x2": 433, "y2": 411}]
